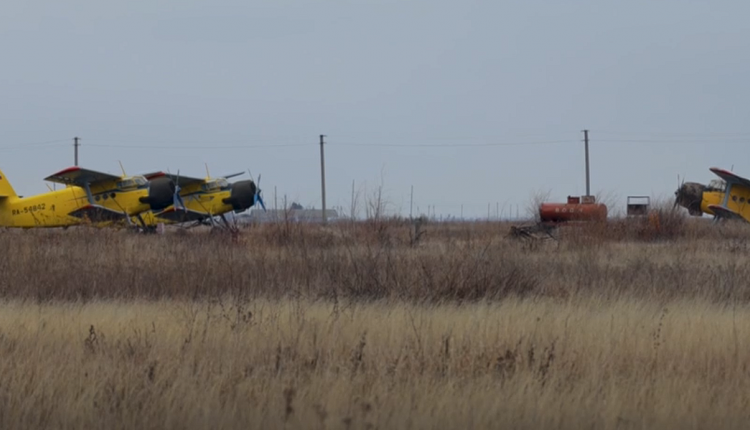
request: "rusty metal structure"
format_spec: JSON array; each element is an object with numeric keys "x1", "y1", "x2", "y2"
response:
[{"x1": 539, "y1": 196, "x2": 607, "y2": 224}]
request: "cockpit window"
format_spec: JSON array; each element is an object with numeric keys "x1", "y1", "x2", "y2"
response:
[
  {"x1": 117, "y1": 179, "x2": 136, "y2": 189},
  {"x1": 117, "y1": 176, "x2": 147, "y2": 189},
  {"x1": 202, "y1": 179, "x2": 229, "y2": 192},
  {"x1": 707, "y1": 179, "x2": 726, "y2": 192}
]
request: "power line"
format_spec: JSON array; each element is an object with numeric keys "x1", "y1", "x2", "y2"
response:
[
  {"x1": 591, "y1": 130, "x2": 750, "y2": 137},
  {"x1": 79, "y1": 140, "x2": 575, "y2": 150},
  {"x1": 85, "y1": 143, "x2": 311, "y2": 149},
  {"x1": 17, "y1": 138, "x2": 71, "y2": 146},
  {"x1": 328, "y1": 140, "x2": 574, "y2": 147},
  {"x1": 87, "y1": 135, "x2": 313, "y2": 143},
  {"x1": 4, "y1": 134, "x2": 750, "y2": 152},
  {"x1": 73, "y1": 138, "x2": 750, "y2": 150},
  {"x1": 595, "y1": 138, "x2": 750, "y2": 143},
  {"x1": 0, "y1": 141, "x2": 70, "y2": 152}
]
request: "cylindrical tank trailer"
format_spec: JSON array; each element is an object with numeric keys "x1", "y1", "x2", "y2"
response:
[{"x1": 538, "y1": 196, "x2": 607, "y2": 223}]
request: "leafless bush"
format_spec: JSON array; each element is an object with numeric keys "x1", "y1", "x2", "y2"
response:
[{"x1": 525, "y1": 189, "x2": 551, "y2": 222}]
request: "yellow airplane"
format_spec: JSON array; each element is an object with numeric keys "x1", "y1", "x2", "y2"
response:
[
  {"x1": 0, "y1": 166, "x2": 177, "y2": 229},
  {"x1": 142, "y1": 170, "x2": 264, "y2": 228},
  {"x1": 675, "y1": 167, "x2": 750, "y2": 222}
]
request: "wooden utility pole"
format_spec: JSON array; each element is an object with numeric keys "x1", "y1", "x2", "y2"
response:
[
  {"x1": 583, "y1": 129, "x2": 590, "y2": 197},
  {"x1": 410, "y1": 185, "x2": 414, "y2": 219},
  {"x1": 74, "y1": 137, "x2": 80, "y2": 166},
  {"x1": 319, "y1": 135, "x2": 327, "y2": 224}
]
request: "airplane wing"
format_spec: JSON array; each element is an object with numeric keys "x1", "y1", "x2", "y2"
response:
[
  {"x1": 707, "y1": 204, "x2": 747, "y2": 222},
  {"x1": 141, "y1": 172, "x2": 166, "y2": 180},
  {"x1": 68, "y1": 205, "x2": 130, "y2": 223},
  {"x1": 153, "y1": 207, "x2": 209, "y2": 223},
  {"x1": 44, "y1": 167, "x2": 121, "y2": 187},
  {"x1": 162, "y1": 174, "x2": 205, "y2": 189},
  {"x1": 709, "y1": 168, "x2": 750, "y2": 189},
  {"x1": 221, "y1": 171, "x2": 246, "y2": 179}
]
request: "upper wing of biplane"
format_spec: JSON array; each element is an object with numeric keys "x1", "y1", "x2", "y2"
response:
[
  {"x1": 141, "y1": 172, "x2": 166, "y2": 180},
  {"x1": 44, "y1": 167, "x2": 122, "y2": 188},
  {"x1": 162, "y1": 173, "x2": 204, "y2": 186},
  {"x1": 709, "y1": 168, "x2": 750, "y2": 190},
  {"x1": 161, "y1": 173, "x2": 206, "y2": 210}
]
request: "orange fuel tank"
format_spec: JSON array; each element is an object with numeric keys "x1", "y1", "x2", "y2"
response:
[{"x1": 539, "y1": 199, "x2": 608, "y2": 223}]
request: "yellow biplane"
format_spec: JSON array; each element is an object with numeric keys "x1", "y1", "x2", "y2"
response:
[
  {"x1": 143, "y1": 170, "x2": 265, "y2": 229},
  {"x1": 0, "y1": 166, "x2": 177, "y2": 229},
  {"x1": 675, "y1": 167, "x2": 750, "y2": 222}
]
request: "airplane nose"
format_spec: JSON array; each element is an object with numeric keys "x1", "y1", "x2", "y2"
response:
[
  {"x1": 139, "y1": 177, "x2": 176, "y2": 210},
  {"x1": 675, "y1": 182, "x2": 706, "y2": 216},
  {"x1": 222, "y1": 179, "x2": 257, "y2": 211}
]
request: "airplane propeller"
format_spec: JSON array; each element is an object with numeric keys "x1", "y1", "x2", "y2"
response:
[
  {"x1": 673, "y1": 175, "x2": 707, "y2": 217},
  {"x1": 250, "y1": 170, "x2": 266, "y2": 211},
  {"x1": 246, "y1": 169, "x2": 266, "y2": 212},
  {"x1": 170, "y1": 169, "x2": 187, "y2": 212},
  {"x1": 673, "y1": 174, "x2": 685, "y2": 209}
]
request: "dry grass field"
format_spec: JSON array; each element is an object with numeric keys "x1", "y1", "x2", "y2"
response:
[{"x1": 1, "y1": 215, "x2": 750, "y2": 429}]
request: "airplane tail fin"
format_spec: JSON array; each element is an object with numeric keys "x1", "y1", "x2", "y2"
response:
[{"x1": 0, "y1": 169, "x2": 18, "y2": 198}]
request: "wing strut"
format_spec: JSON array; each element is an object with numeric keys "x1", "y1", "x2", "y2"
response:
[
  {"x1": 721, "y1": 183, "x2": 733, "y2": 207},
  {"x1": 83, "y1": 182, "x2": 95, "y2": 205}
]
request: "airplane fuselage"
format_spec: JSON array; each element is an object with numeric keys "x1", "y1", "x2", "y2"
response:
[
  {"x1": 678, "y1": 183, "x2": 750, "y2": 222},
  {"x1": 139, "y1": 188, "x2": 236, "y2": 226},
  {"x1": 0, "y1": 185, "x2": 152, "y2": 228},
  {"x1": 181, "y1": 189, "x2": 235, "y2": 216},
  {"x1": 704, "y1": 186, "x2": 750, "y2": 222},
  {"x1": 700, "y1": 191, "x2": 722, "y2": 216}
]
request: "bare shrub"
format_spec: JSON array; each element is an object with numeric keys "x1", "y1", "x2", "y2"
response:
[{"x1": 525, "y1": 189, "x2": 551, "y2": 222}]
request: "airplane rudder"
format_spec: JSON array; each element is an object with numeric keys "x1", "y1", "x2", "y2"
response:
[{"x1": 0, "y1": 169, "x2": 18, "y2": 198}]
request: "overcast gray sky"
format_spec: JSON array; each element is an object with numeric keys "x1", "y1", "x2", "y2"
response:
[{"x1": 2, "y1": 0, "x2": 748, "y2": 218}]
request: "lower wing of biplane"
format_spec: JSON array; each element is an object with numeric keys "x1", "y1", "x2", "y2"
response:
[
  {"x1": 707, "y1": 204, "x2": 747, "y2": 222},
  {"x1": 153, "y1": 206, "x2": 210, "y2": 223},
  {"x1": 67, "y1": 204, "x2": 140, "y2": 223}
]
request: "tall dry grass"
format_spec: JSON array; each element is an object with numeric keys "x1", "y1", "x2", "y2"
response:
[
  {"x1": 0, "y1": 216, "x2": 749, "y2": 303},
  {"x1": 0, "y1": 217, "x2": 748, "y2": 428},
  {"x1": 0, "y1": 298, "x2": 748, "y2": 429}
]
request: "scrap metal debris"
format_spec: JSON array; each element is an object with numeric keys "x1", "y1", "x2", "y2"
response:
[{"x1": 508, "y1": 224, "x2": 558, "y2": 241}]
